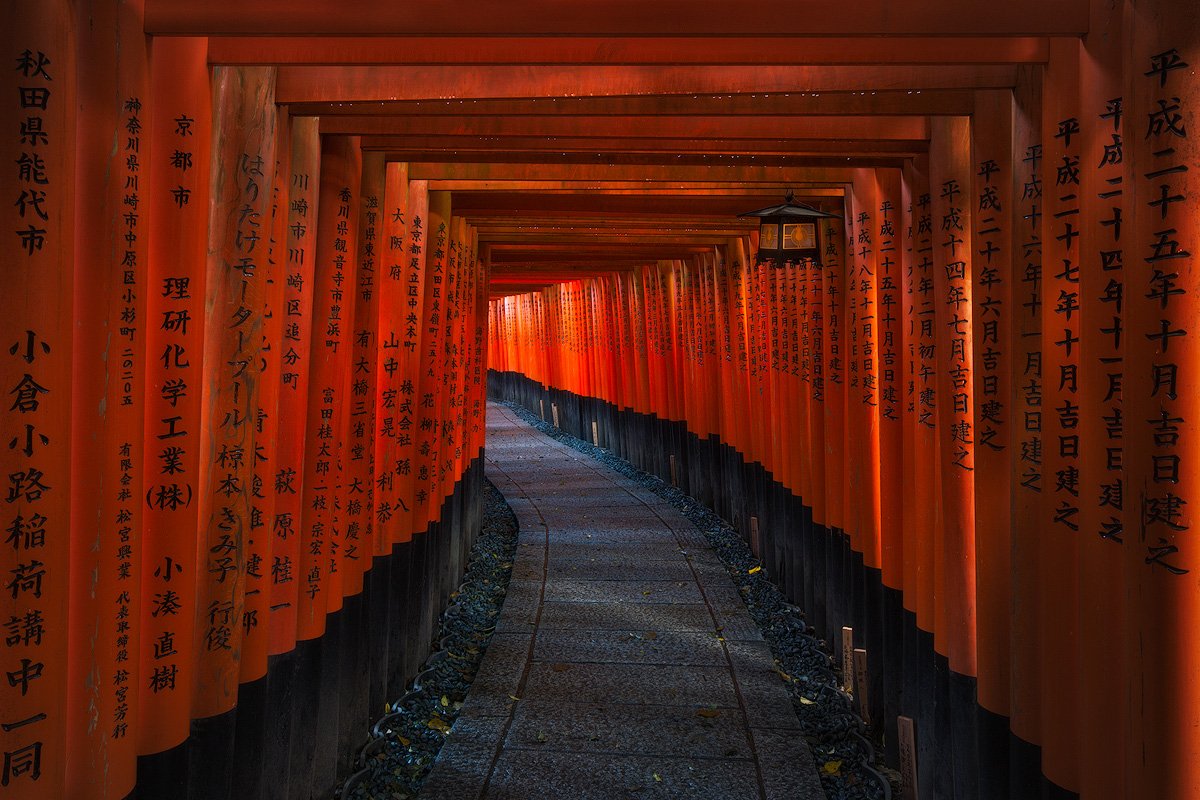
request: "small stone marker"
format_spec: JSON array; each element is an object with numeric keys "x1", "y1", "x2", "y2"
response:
[
  {"x1": 853, "y1": 648, "x2": 869, "y2": 725},
  {"x1": 539, "y1": 398, "x2": 545, "y2": 420},
  {"x1": 898, "y1": 715, "x2": 919, "y2": 800},
  {"x1": 591, "y1": 420, "x2": 599, "y2": 445},
  {"x1": 551, "y1": 403, "x2": 559, "y2": 428},
  {"x1": 750, "y1": 516, "x2": 761, "y2": 557},
  {"x1": 669, "y1": 454, "x2": 678, "y2": 486},
  {"x1": 841, "y1": 626, "x2": 854, "y2": 692}
]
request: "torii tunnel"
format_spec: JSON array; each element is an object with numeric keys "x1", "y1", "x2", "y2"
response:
[{"x1": 3, "y1": 1, "x2": 1199, "y2": 798}]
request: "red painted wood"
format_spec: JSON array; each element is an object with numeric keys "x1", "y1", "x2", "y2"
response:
[
  {"x1": 1007, "y1": 62, "x2": 1044, "y2": 751},
  {"x1": 822, "y1": 215, "x2": 848, "y2": 537},
  {"x1": 1038, "y1": 38, "x2": 1082, "y2": 790},
  {"x1": 905, "y1": 155, "x2": 939, "y2": 631},
  {"x1": 191, "y1": 65, "x2": 276, "y2": 720},
  {"x1": 875, "y1": 168, "x2": 906, "y2": 591},
  {"x1": 67, "y1": 1, "x2": 149, "y2": 794},
  {"x1": 848, "y1": 169, "x2": 882, "y2": 570},
  {"x1": 372, "y1": 163, "x2": 411, "y2": 549},
  {"x1": 392, "y1": 179, "x2": 429, "y2": 542},
  {"x1": 240, "y1": 108, "x2": 290, "y2": 683},
  {"x1": 1, "y1": 3, "x2": 76, "y2": 796},
  {"x1": 341, "y1": 150, "x2": 385, "y2": 595},
  {"x1": 1075, "y1": 2, "x2": 1127, "y2": 794},
  {"x1": 268, "y1": 115, "x2": 319, "y2": 655},
  {"x1": 297, "y1": 134, "x2": 359, "y2": 640},
  {"x1": 144, "y1": 0, "x2": 1089, "y2": 38},
  {"x1": 969, "y1": 90, "x2": 1015, "y2": 718},
  {"x1": 207, "y1": 35, "x2": 1048, "y2": 67},
  {"x1": 138, "y1": 33, "x2": 211, "y2": 751},
  {"x1": 1123, "y1": 5, "x2": 1200, "y2": 796}
]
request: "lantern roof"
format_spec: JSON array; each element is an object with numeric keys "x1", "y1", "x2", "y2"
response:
[{"x1": 738, "y1": 191, "x2": 842, "y2": 221}]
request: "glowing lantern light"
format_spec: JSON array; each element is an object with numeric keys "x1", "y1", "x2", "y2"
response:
[{"x1": 740, "y1": 191, "x2": 841, "y2": 267}]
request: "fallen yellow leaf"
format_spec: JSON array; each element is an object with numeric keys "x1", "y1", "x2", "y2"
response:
[
  {"x1": 696, "y1": 708, "x2": 720, "y2": 719},
  {"x1": 822, "y1": 760, "x2": 843, "y2": 776},
  {"x1": 427, "y1": 716, "x2": 451, "y2": 734},
  {"x1": 748, "y1": 566, "x2": 762, "y2": 575},
  {"x1": 653, "y1": 773, "x2": 662, "y2": 783},
  {"x1": 800, "y1": 696, "x2": 816, "y2": 705}
]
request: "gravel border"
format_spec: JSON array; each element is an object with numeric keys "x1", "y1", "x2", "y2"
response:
[
  {"x1": 501, "y1": 400, "x2": 894, "y2": 800},
  {"x1": 339, "y1": 479, "x2": 520, "y2": 800}
]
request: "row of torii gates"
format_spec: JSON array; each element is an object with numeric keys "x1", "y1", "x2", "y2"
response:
[{"x1": 3, "y1": 1, "x2": 1198, "y2": 799}]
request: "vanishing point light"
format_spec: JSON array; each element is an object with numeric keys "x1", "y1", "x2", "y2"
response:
[{"x1": 739, "y1": 191, "x2": 842, "y2": 268}]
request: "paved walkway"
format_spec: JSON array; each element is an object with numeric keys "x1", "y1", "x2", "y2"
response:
[{"x1": 419, "y1": 403, "x2": 825, "y2": 800}]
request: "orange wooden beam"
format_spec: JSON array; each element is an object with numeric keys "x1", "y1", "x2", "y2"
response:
[
  {"x1": 275, "y1": 65, "x2": 1019, "y2": 103},
  {"x1": 466, "y1": 216, "x2": 758, "y2": 230},
  {"x1": 299, "y1": 90, "x2": 976, "y2": 119},
  {"x1": 365, "y1": 152, "x2": 911, "y2": 169},
  {"x1": 486, "y1": 246, "x2": 711, "y2": 259},
  {"x1": 209, "y1": 36, "x2": 1049, "y2": 67},
  {"x1": 408, "y1": 162, "x2": 864, "y2": 183},
  {"x1": 450, "y1": 192, "x2": 837, "y2": 216},
  {"x1": 364, "y1": 138, "x2": 926, "y2": 158},
  {"x1": 427, "y1": 182, "x2": 846, "y2": 193},
  {"x1": 145, "y1": 0, "x2": 1088, "y2": 36},
  {"x1": 318, "y1": 114, "x2": 928, "y2": 140},
  {"x1": 481, "y1": 235, "x2": 736, "y2": 247}
]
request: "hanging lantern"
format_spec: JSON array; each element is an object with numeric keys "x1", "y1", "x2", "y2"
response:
[{"x1": 739, "y1": 191, "x2": 841, "y2": 267}]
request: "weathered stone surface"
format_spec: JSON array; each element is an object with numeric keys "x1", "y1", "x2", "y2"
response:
[{"x1": 418, "y1": 404, "x2": 825, "y2": 799}]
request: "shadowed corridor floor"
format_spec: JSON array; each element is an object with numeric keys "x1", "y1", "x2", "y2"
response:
[{"x1": 417, "y1": 403, "x2": 825, "y2": 799}]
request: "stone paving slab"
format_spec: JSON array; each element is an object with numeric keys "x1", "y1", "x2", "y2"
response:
[
  {"x1": 545, "y1": 557, "x2": 696, "y2": 582},
  {"x1": 485, "y1": 750, "x2": 762, "y2": 800},
  {"x1": 542, "y1": 578, "x2": 706, "y2": 605},
  {"x1": 547, "y1": 541, "x2": 693, "y2": 562},
  {"x1": 536, "y1": 600, "x2": 718, "y2": 632},
  {"x1": 751, "y1": 728, "x2": 829, "y2": 800},
  {"x1": 417, "y1": 741, "x2": 493, "y2": 800},
  {"x1": 521, "y1": 662, "x2": 739, "y2": 707},
  {"x1": 418, "y1": 403, "x2": 825, "y2": 799},
  {"x1": 531, "y1": 629, "x2": 728, "y2": 666},
  {"x1": 538, "y1": 527, "x2": 684, "y2": 544},
  {"x1": 502, "y1": 700, "x2": 752, "y2": 758}
]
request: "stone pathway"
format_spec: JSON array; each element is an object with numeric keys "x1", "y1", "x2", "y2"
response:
[{"x1": 418, "y1": 403, "x2": 825, "y2": 800}]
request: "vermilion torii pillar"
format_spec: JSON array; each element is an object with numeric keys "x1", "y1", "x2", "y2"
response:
[
  {"x1": 1007, "y1": 62, "x2": 1044, "y2": 784},
  {"x1": 68, "y1": 1, "x2": 149, "y2": 796},
  {"x1": 298, "y1": 134, "x2": 359, "y2": 643},
  {"x1": 240, "y1": 95, "x2": 289, "y2": 690},
  {"x1": 392, "y1": 178, "x2": 429, "y2": 544},
  {"x1": 1076, "y1": 0, "x2": 1127, "y2": 795},
  {"x1": 268, "y1": 115, "x2": 319, "y2": 657},
  {"x1": 372, "y1": 161, "x2": 411, "y2": 552},
  {"x1": 1124, "y1": 3, "x2": 1199, "y2": 797},
  {"x1": 139, "y1": 33, "x2": 211, "y2": 765},
  {"x1": 191, "y1": 67, "x2": 276, "y2": 785},
  {"x1": 968, "y1": 88, "x2": 1017, "y2": 798},
  {"x1": 1, "y1": 4, "x2": 76, "y2": 798}
]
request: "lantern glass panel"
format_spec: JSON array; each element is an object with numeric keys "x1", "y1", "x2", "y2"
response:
[
  {"x1": 759, "y1": 222, "x2": 779, "y2": 249},
  {"x1": 783, "y1": 222, "x2": 816, "y2": 250}
]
